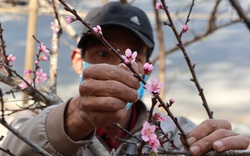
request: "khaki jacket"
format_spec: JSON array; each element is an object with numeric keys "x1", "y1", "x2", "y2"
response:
[{"x1": 1, "y1": 99, "x2": 195, "y2": 156}]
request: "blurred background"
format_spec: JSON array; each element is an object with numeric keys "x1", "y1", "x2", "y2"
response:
[{"x1": 0, "y1": 0, "x2": 250, "y2": 142}]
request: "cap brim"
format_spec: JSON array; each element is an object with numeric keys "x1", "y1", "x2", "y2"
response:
[{"x1": 77, "y1": 24, "x2": 154, "y2": 49}]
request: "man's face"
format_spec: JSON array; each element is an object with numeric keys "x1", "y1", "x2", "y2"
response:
[{"x1": 83, "y1": 26, "x2": 148, "y2": 74}]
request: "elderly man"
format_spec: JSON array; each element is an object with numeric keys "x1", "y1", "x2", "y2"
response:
[{"x1": 1, "y1": 2, "x2": 249, "y2": 156}]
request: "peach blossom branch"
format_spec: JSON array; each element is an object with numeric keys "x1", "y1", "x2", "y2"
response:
[
  {"x1": 160, "y1": 0, "x2": 213, "y2": 119},
  {"x1": 58, "y1": 0, "x2": 186, "y2": 139}
]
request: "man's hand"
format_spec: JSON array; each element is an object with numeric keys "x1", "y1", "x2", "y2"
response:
[
  {"x1": 181, "y1": 119, "x2": 249, "y2": 156},
  {"x1": 65, "y1": 63, "x2": 140, "y2": 140},
  {"x1": 79, "y1": 63, "x2": 139, "y2": 127}
]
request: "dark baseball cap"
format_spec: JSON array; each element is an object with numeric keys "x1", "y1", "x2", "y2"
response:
[{"x1": 77, "y1": 2, "x2": 154, "y2": 59}]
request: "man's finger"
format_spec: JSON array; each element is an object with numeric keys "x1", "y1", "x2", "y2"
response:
[
  {"x1": 83, "y1": 63, "x2": 140, "y2": 89},
  {"x1": 189, "y1": 129, "x2": 236, "y2": 155},
  {"x1": 118, "y1": 62, "x2": 138, "y2": 73},
  {"x1": 213, "y1": 134, "x2": 250, "y2": 152},
  {"x1": 187, "y1": 119, "x2": 231, "y2": 146},
  {"x1": 80, "y1": 79, "x2": 139, "y2": 103}
]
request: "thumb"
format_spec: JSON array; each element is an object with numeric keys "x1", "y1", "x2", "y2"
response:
[
  {"x1": 118, "y1": 62, "x2": 139, "y2": 74},
  {"x1": 131, "y1": 62, "x2": 138, "y2": 73}
]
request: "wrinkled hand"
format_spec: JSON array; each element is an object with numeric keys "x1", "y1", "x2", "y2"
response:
[
  {"x1": 78, "y1": 63, "x2": 140, "y2": 127},
  {"x1": 65, "y1": 63, "x2": 140, "y2": 141},
  {"x1": 181, "y1": 119, "x2": 249, "y2": 156}
]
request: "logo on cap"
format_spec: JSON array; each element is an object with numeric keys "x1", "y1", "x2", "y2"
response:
[{"x1": 130, "y1": 16, "x2": 140, "y2": 26}]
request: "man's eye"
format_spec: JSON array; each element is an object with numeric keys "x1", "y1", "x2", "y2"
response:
[{"x1": 98, "y1": 51, "x2": 109, "y2": 57}]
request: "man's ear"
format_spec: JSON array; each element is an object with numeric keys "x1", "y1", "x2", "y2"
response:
[{"x1": 71, "y1": 48, "x2": 83, "y2": 75}]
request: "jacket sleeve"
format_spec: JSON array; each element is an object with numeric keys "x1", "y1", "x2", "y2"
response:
[{"x1": 0, "y1": 100, "x2": 94, "y2": 156}]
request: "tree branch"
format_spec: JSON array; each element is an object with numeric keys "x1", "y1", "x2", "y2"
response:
[
  {"x1": 0, "y1": 118, "x2": 51, "y2": 156},
  {"x1": 229, "y1": 0, "x2": 250, "y2": 31},
  {"x1": 0, "y1": 70, "x2": 63, "y2": 105},
  {"x1": 48, "y1": 0, "x2": 63, "y2": 94}
]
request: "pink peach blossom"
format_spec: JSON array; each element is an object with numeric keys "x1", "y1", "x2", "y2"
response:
[
  {"x1": 153, "y1": 113, "x2": 166, "y2": 122},
  {"x1": 169, "y1": 98, "x2": 175, "y2": 105},
  {"x1": 7, "y1": 54, "x2": 16, "y2": 64},
  {"x1": 156, "y1": 2, "x2": 163, "y2": 9},
  {"x1": 18, "y1": 79, "x2": 32, "y2": 89},
  {"x1": 122, "y1": 49, "x2": 137, "y2": 64},
  {"x1": 149, "y1": 138, "x2": 160, "y2": 152},
  {"x1": 141, "y1": 121, "x2": 157, "y2": 142},
  {"x1": 40, "y1": 55, "x2": 48, "y2": 61},
  {"x1": 180, "y1": 24, "x2": 189, "y2": 33},
  {"x1": 93, "y1": 25, "x2": 102, "y2": 34},
  {"x1": 35, "y1": 69, "x2": 47, "y2": 84},
  {"x1": 145, "y1": 78, "x2": 163, "y2": 95},
  {"x1": 143, "y1": 62, "x2": 153, "y2": 75},
  {"x1": 50, "y1": 22, "x2": 59, "y2": 33},
  {"x1": 24, "y1": 69, "x2": 32, "y2": 76},
  {"x1": 65, "y1": 15, "x2": 76, "y2": 24},
  {"x1": 38, "y1": 43, "x2": 49, "y2": 53}
]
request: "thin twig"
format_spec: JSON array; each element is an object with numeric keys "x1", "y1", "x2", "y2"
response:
[
  {"x1": 0, "y1": 118, "x2": 51, "y2": 156},
  {"x1": 0, "y1": 148, "x2": 16, "y2": 156},
  {"x1": 154, "y1": 121, "x2": 178, "y2": 150},
  {"x1": 229, "y1": 0, "x2": 250, "y2": 31},
  {"x1": 160, "y1": 0, "x2": 213, "y2": 119},
  {"x1": 157, "y1": 94, "x2": 186, "y2": 136},
  {"x1": 0, "y1": 88, "x2": 4, "y2": 119},
  {"x1": 51, "y1": 0, "x2": 63, "y2": 36},
  {"x1": 179, "y1": 0, "x2": 195, "y2": 37},
  {"x1": 0, "y1": 88, "x2": 51, "y2": 156},
  {"x1": 148, "y1": 96, "x2": 158, "y2": 122},
  {"x1": 205, "y1": 150, "x2": 250, "y2": 156},
  {"x1": 0, "y1": 65, "x2": 63, "y2": 105},
  {"x1": 0, "y1": 62, "x2": 48, "y2": 103},
  {"x1": 4, "y1": 103, "x2": 46, "y2": 116},
  {"x1": 48, "y1": 0, "x2": 63, "y2": 93},
  {"x1": 0, "y1": 23, "x2": 11, "y2": 76},
  {"x1": 113, "y1": 123, "x2": 142, "y2": 142},
  {"x1": 151, "y1": 19, "x2": 240, "y2": 63}
]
